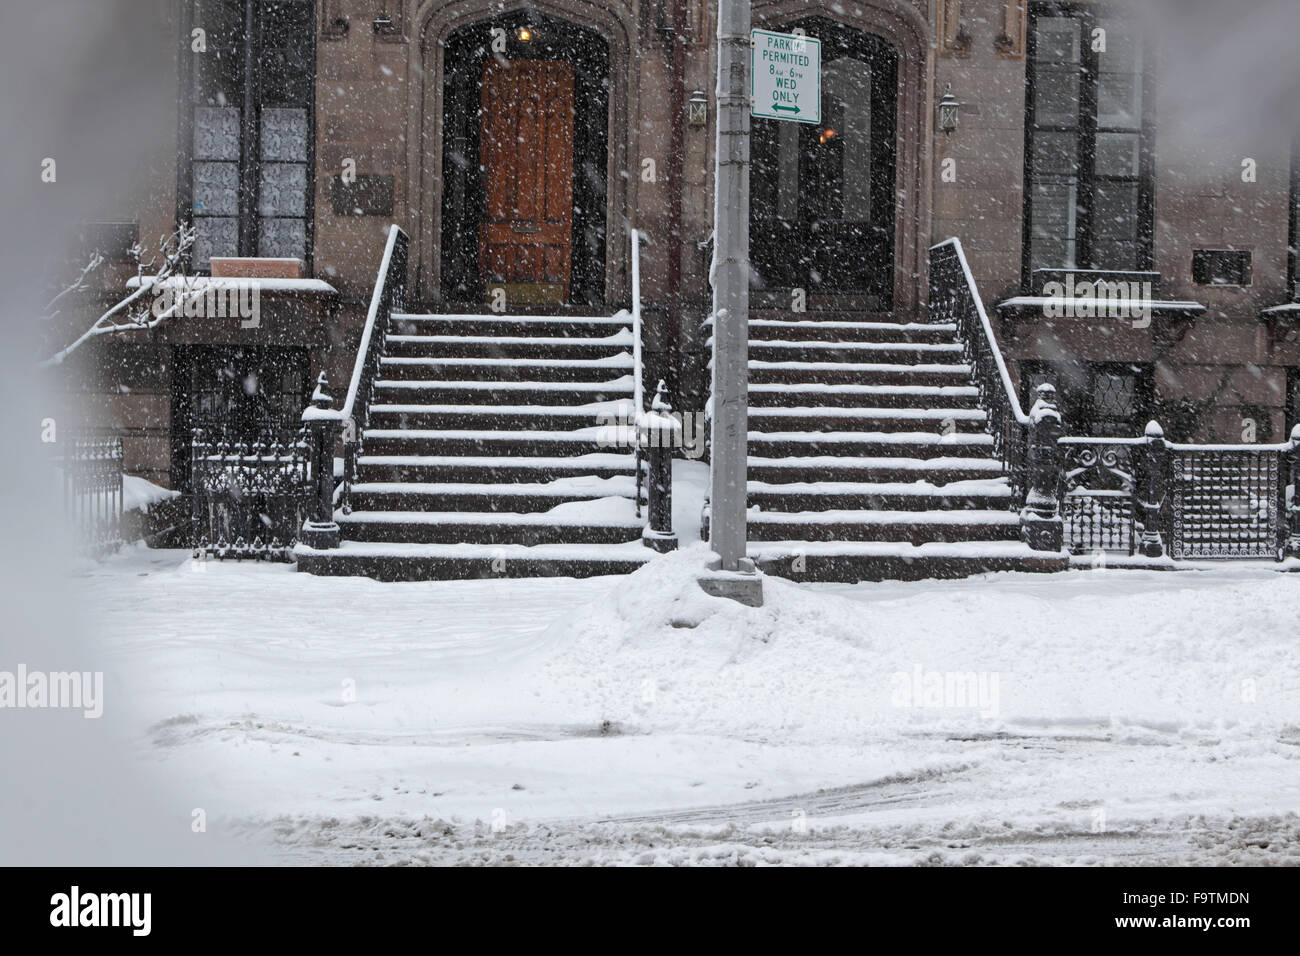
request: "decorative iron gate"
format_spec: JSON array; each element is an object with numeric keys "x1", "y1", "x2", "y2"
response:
[
  {"x1": 1058, "y1": 438, "x2": 1142, "y2": 554},
  {"x1": 1169, "y1": 448, "x2": 1284, "y2": 559}
]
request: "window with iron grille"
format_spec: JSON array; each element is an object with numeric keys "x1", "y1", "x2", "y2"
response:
[
  {"x1": 1023, "y1": 3, "x2": 1153, "y2": 282},
  {"x1": 1021, "y1": 359, "x2": 1153, "y2": 437},
  {"x1": 179, "y1": 0, "x2": 314, "y2": 271},
  {"x1": 1192, "y1": 249, "x2": 1252, "y2": 286}
]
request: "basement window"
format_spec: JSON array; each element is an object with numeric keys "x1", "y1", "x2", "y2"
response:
[
  {"x1": 1021, "y1": 359, "x2": 1153, "y2": 438},
  {"x1": 1191, "y1": 250, "x2": 1252, "y2": 287}
]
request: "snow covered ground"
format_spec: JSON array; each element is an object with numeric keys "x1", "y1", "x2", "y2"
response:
[{"x1": 78, "y1": 496, "x2": 1300, "y2": 865}]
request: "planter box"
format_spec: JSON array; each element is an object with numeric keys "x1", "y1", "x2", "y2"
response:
[{"x1": 210, "y1": 257, "x2": 304, "y2": 279}]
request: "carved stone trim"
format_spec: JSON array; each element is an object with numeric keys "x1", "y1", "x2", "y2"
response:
[
  {"x1": 936, "y1": 0, "x2": 971, "y2": 58},
  {"x1": 994, "y1": 1, "x2": 1027, "y2": 59}
]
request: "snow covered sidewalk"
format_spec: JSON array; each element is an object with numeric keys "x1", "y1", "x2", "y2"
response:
[{"x1": 81, "y1": 543, "x2": 1300, "y2": 865}]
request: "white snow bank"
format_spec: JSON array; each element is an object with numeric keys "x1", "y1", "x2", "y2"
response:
[
  {"x1": 122, "y1": 475, "x2": 180, "y2": 512},
  {"x1": 537, "y1": 544, "x2": 1300, "y2": 744}
]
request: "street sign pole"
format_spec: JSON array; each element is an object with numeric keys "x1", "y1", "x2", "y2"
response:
[{"x1": 701, "y1": 0, "x2": 763, "y2": 606}]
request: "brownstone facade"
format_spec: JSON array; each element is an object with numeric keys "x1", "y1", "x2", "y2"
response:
[{"x1": 59, "y1": 0, "x2": 1300, "y2": 488}]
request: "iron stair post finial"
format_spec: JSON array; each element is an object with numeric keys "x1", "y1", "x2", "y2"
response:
[{"x1": 300, "y1": 371, "x2": 342, "y2": 550}]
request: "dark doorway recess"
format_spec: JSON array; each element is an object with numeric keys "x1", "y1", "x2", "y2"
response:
[
  {"x1": 750, "y1": 17, "x2": 898, "y2": 305},
  {"x1": 170, "y1": 345, "x2": 308, "y2": 492},
  {"x1": 440, "y1": 14, "x2": 609, "y2": 308}
]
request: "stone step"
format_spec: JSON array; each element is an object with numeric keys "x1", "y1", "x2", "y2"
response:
[
  {"x1": 746, "y1": 340, "x2": 966, "y2": 364},
  {"x1": 750, "y1": 540, "x2": 1068, "y2": 582},
  {"x1": 747, "y1": 406, "x2": 986, "y2": 433},
  {"x1": 356, "y1": 453, "x2": 636, "y2": 484},
  {"x1": 369, "y1": 401, "x2": 629, "y2": 431},
  {"x1": 746, "y1": 478, "x2": 1014, "y2": 512},
  {"x1": 747, "y1": 361, "x2": 971, "y2": 387},
  {"x1": 361, "y1": 428, "x2": 623, "y2": 458},
  {"x1": 747, "y1": 509, "x2": 1020, "y2": 543},
  {"x1": 745, "y1": 318, "x2": 959, "y2": 343},
  {"x1": 746, "y1": 455, "x2": 1003, "y2": 485},
  {"x1": 349, "y1": 477, "x2": 639, "y2": 514},
  {"x1": 373, "y1": 378, "x2": 634, "y2": 407},
  {"x1": 384, "y1": 332, "x2": 632, "y2": 360},
  {"x1": 392, "y1": 312, "x2": 631, "y2": 339},
  {"x1": 296, "y1": 539, "x2": 652, "y2": 581},
  {"x1": 379, "y1": 355, "x2": 633, "y2": 383},
  {"x1": 747, "y1": 382, "x2": 982, "y2": 409},
  {"x1": 336, "y1": 510, "x2": 643, "y2": 546},
  {"x1": 747, "y1": 430, "x2": 996, "y2": 460}
]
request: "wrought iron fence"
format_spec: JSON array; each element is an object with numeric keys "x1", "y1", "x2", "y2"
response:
[
  {"x1": 55, "y1": 437, "x2": 124, "y2": 557},
  {"x1": 1058, "y1": 427, "x2": 1300, "y2": 561},
  {"x1": 1169, "y1": 446, "x2": 1285, "y2": 559},
  {"x1": 190, "y1": 427, "x2": 310, "y2": 561}
]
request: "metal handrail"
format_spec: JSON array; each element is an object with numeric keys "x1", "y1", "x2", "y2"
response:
[
  {"x1": 928, "y1": 237, "x2": 1033, "y2": 498},
  {"x1": 303, "y1": 223, "x2": 408, "y2": 516},
  {"x1": 341, "y1": 224, "x2": 407, "y2": 427},
  {"x1": 630, "y1": 227, "x2": 645, "y2": 416},
  {"x1": 930, "y1": 237, "x2": 1030, "y2": 426}
]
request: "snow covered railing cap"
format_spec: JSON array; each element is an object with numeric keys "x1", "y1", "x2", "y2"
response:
[
  {"x1": 929, "y1": 237, "x2": 1030, "y2": 426},
  {"x1": 337, "y1": 223, "x2": 406, "y2": 423}
]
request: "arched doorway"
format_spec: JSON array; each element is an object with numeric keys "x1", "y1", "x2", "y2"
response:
[
  {"x1": 750, "y1": 17, "x2": 898, "y2": 308},
  {"x1": 439, "y1": 13, "x2": 609, "y2": 308}
]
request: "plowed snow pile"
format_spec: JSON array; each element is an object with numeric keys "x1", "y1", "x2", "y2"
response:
[{"x1": 537, "y1": 543, "x2": 1298, "y2": 744}]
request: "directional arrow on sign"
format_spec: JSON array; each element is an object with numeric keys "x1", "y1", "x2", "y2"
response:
[{"x1": 772, "y1": 103, "x2": 800, "y2": 114}]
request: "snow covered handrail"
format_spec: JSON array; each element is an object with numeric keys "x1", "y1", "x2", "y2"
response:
[
  {"x1": 302, "y1": 224, "x2": 408, "y2": 524},
  {"x1": 341, "y1": 224, "x2": 408, "y2": 427},
  {"x1": 928, "y1": 238, "x2": 1033, "y2": 502},
  {"x1": 631, "y1": 228, "x2": 645, "y2": 415},
  {"x1": 929, "y1": 238, "x2": 1029, "y2": 425}
]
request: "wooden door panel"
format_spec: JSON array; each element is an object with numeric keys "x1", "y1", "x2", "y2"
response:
[{"x1": 479, "y1": 59, "x2": 575, "y2": 300}]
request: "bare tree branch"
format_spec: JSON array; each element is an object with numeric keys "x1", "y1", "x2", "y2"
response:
[{"x1": 40, "y1": 224, "x2": 198, "y2": 367}]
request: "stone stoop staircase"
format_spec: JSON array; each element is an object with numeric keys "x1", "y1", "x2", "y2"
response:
[
  {"x1": 295, "y1": 310, "x2": 653, "y2": 580},
  {"x1": 728, "y1": 308, "x2": 1068, "y2": 582}
]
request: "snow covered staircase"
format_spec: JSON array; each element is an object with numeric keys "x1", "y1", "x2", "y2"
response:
[
  {"x1": 740, "y1": 310, "x2": 1068, "y2": 582},
  {"x1": 296, "y1": 311, "x2": 651, "y2": 580}
]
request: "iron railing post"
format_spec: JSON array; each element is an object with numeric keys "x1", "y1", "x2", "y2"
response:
[
  {"x1": 640, "y1": 380, "x2": 679, "y2": 553},
  {"x1": 1288, "y1": 424, "x2": 1300, "y2": 558},
  {"x1": 300, "y1": 372, "x2": 341, "y2": 550},
  {"x1": 1020, "y1": 383, "x2": 1064, "y2": 551},
  {"x1": 1138, "y1": 420, "x2": 1167, "y2": 558}
]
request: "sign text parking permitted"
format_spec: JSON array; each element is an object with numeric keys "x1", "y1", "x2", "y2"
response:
[{"x1": 750, "y1": 29, "x2": 821, "y2": 124}]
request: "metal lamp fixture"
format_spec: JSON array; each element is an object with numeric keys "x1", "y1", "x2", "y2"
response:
[
  {"x1": 688, "y1": 90, "x2": 708, "y2": 128},
  {"x1": 937, "y1": 84, "x2": 960, "y2": 135}
]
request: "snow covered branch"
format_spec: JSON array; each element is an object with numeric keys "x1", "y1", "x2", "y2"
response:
[{"x1": 40, "y1": 224, "x2": 198, "y2": 368}]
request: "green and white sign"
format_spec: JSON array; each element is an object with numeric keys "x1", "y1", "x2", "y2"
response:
[{"x1": 750, "y1": 29, "x2": 821, "y2": 124}]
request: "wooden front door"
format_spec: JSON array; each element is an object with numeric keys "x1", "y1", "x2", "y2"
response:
[{"x1": 479, "y1": 59, "x2": 575, "y2": 303}]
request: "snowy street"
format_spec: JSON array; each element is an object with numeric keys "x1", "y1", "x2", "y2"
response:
[{"x1": 84, "y1": 535, "x2": 1300, "y2": 866}]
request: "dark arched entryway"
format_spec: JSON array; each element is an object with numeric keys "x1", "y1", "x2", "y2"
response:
[
  {"x1": 750, "y1": 17, "x2": 898, "y2": 307},
  {"x1": 440, "y1": 13, "x2": 609, "y2": 308}
]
